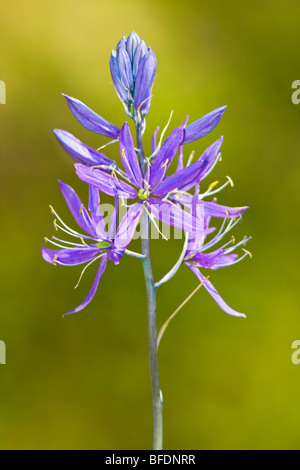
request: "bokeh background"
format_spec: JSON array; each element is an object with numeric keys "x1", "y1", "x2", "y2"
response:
[{"x1": 1, "y1": 0, "x2": 300, "y2": 450}]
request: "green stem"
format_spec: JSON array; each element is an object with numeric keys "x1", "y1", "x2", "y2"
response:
[
  {"x1": 135, "y1": 119, "x2": 163, "y2": 450},
  {"x1": 141, "y1": 211, "x2": 163, "y2": 450}
]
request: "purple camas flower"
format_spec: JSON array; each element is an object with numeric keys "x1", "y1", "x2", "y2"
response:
[
  {"x1": 42, "y1": 181, "x2": 142, "y2": 316},
  {"x1": 52, "y1": 108, "x2": 229, "y2": 235},
  {"x1": 42, "y1": 30, "x2": 251, "y2": 450},
  {"x1": 74, "y1": 120, "x2": 223, "y2": 233},
  {"x1": 180, "y1": 183, "x2": 251, "y2": 317}
]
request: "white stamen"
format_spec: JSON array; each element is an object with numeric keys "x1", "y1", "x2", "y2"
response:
[
  {"x1": 54, "y1": 223, "x2": 94, "y2": 241},
  {"x1": 50, "y1": 206, "x2": 85, "y2": 238},
  {"x1": 144, "y1": 206, "x2": 169, "y2": 241},
  {"x1": 242, "y1": 248, "x2": 252, "y2": 259},
  {"x1": 96, "y1": 139, "x2": 118, "y2": 151},
  {"x1": 74, "y1": 253, "x2": 106, "y2": 289},
  {"x1": 216, "y1": 251, "x2": 249, "y2": 268},
  {"x1": 199, "y1": 176, "x2": 234, "y2": 199},
  {"x1": 186, "y1": 151, "x2": 195, "y2": 167},
  {"x1": 149, "y1": 110, "x2": 174, "y2": 161},
  {"x1": 224, "y1": 236, "x2": 251, "y2": 254},
  {"x1": 44, "y1": 238, "x2": 86, "y2": 250},
  {"x1": 201, "y1": 217, "x2": 242, "y2": 252},
  {"x1": 52, "y1": 237, "x2": 84, "y2": 247}
]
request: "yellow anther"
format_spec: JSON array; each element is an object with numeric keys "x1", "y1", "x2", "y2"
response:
[
  {"x1": 121, "y1": 148, "x2": 126, "y2": 159},
  {"x1": 225, "y1": 210, "x2": 229, "y2": 218},
  {"x1": 120, "y1": 194, "x2": 125, "y2": 207},
  {"x1": 44, "y1": 237, "x2": 48, "y2": 243},
  {"x1": 162, "y1": 158, "x2": 169, "y2": 169},
  {"x1": 53, "y1": 254, "x2": 57, "y2": 266},
  {"x1": 208, "y1": 181, "x2": 219, "y2": 190},
  {"x1": 49, "y1": 205, "x2": 54, "y2": 214},
  {"x1": 53, "y1": 219, "x2": 57, "y2": 230},
  {"x1": 231, "y1": 235, "x2": 235, "y2": 244},
  {"x1": 80, "y1": 237, "x2": 86, "y2": 245},
  {"x1": 79, "y1": 204, "x2": 84, "y2": 215}
]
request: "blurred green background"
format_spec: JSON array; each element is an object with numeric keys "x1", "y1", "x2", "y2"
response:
[{"x1": 1, "y1": 0, "x2": 300, "y2": 450}]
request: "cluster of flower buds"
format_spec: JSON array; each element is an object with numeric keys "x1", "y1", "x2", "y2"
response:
[{"x1": 110, "y1": 31, "x2": 157, "y2": 119}]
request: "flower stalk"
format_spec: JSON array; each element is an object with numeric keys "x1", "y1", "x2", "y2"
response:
[
  {"x1": 136, "y1": 119, "x2": 163, "y2": 450},
  {"x1": 141, "y1": 211, "x2": 163, "y2": 450}
]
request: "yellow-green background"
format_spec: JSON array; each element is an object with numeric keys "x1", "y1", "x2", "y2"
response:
[{"x1": 1, "y1": 0, "x2": 300, "y2": 450}]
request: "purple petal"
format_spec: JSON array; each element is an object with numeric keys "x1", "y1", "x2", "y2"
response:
[
  {"x1": 88, "y1": 185, "x2": 108, "y2": 240},
  {"x1": 107, "y1": 248, "x2": 125, "y2": 265},
  {"x1": 186, "y1": 249, "x2": 224, "y2": 268},
  {"x1": 211, "y1": 253, "x2": 239, "y2": 269},
  {"x1": 152, "y1": 137, "x2": 223, "y2": 197},
  {"x1": 116, "y1": 46, "x2": 134, "y2": 91},
  {"x1": 63, "y1": 255, "x2": 108, "y2": 316},
  {"x1": 147, "y1": 198, "x2": 204, "y2": 233},
  {"x1": 158, "y1": 138, "x2": 223, "y2": 197},
  {"x1": 176, "y1": 146, "x2": 184, "y2": 172},
  {"x1": 162, "y1": 138, "x2": 223, "y2": 197},
  {"x1": 192, "y1": 137, "x2": 223, "y2": 183},
  {"x1": 151, "y1": 160, "x2": 204, "y2": 198},
  {"x1": 75, "y1": 164, "x2": 138, "y2": 199},
  {"x1": 62, "y1": 95, "x2": 121, "y2": 138},
  {"x1": 115, "y1": 202, "x2": 143, "y2": 248},
  {"x1": 132, "y1": 40, "x2": 148, "y2": 79},
  {"x1": 54, "y1": 129, "x2": 116, "y2": 168},
  {"x1": 186, "y1": 181, "x2": 205, "y2": 252},
  {"x1": 117, "y1": 37, "x2": 127, "y2": 49},
  {"x1": 186, "y1": 263, "x2": 246, "y2": 317},
  {"x1": 110, "y1": 52, "x2": 128, "y2": 102},
  {"x1": 42, "y1": 246, "x2": 98, "y2": 266},
  {"x1": 126, "y1": 31, "x2": 141, "y2": 62},
  {"x1": 200, "y1": 201, "x2": 249, "y2": 219},
  {"x1": 186, "y1": 231, "x2": 206, "y2": 254},
  {"x1": 119, "y1": 122, "x2": 143, "y2": 188},
  {"x1": 149, "y1": 127, "x2": 184, "y2": 188},
  {"x1": 172, "y1": 195, "x2": 248, "y2": 219},
  {"x1": 134, "y1": 51, "x2": 157, "y2": 115},
  {"x1": 58, "y1": 180, "x2": 97, "y2": 237},
  {"x1": 108, "y1": 183, "x2": 119, "y2": 239},
  {"x1": 183, "y1": 106, "x2": 227, "y2": 144}
]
